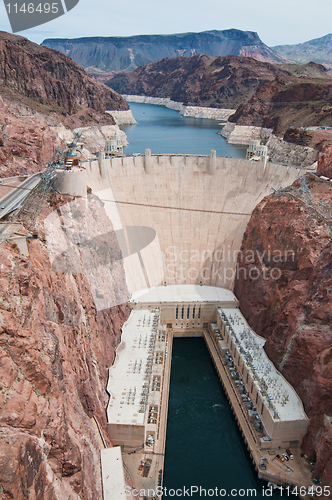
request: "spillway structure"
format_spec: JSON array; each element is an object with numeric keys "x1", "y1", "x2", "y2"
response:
[{"x1": 56, "y1": 153, "x2": 313, "y2": 498}]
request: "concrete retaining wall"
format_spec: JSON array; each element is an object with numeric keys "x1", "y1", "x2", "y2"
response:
[
  {"x1": 59, "y1": 169, "x2": 87, "y2": 197},
  {"x1": 105, "y1": 109, "x2": 137, "y2": 125},
  {"x1": 123, "y1": 95, "x2": 235, "y2": 120}
]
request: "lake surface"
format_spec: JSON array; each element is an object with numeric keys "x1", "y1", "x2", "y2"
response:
[{"x1": 121, "y1": 103, "x2": 247, "y2": 157}]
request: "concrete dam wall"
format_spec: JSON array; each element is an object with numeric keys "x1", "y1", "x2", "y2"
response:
[{"x1": 59, "y1": 153, "x2": 304, "y2": 300}]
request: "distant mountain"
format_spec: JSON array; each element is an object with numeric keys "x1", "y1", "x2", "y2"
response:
[
  {"x1": 273, "y1": 34, "x2": 332, "y2": 68},
  {"x1": 41, "y1": 29, "x2": 287, "y2": 77},
  {"x1": 276, "y1": 61, "x2": 332, "y2": 79}
]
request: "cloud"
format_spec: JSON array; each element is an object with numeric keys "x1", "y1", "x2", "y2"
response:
[{"x1": 1, "y1": 0, "x2": 332, "y2": 49}]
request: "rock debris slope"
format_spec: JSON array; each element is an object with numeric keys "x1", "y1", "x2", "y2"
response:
[
  {"x1": 0, "y1": 194, "x2": 129, "y2": 499},
  {"x1": 0, "y1": 96, "x2": 62, "y2": 178},
  {"x1": 234, "y1": 175, "x2": 332, "y2": 487}
]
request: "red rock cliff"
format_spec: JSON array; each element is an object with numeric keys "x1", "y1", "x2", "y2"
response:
[
  {"x1": 0, "y1": 194, "x2": 130, "y2": 499},
  {"x1": 234, "y1": 175, "x2": 332, "y2": 488},
  {"x1": 0, "y1": 31, "x2": 128, "y2": 118},
  {"x1": 230, "y1": 78, "x2": 332, "y2": 135},
  {"x1": 318, "y1": 144, "x2": 332, "y2": 178},
  {"x1": 0, "y1": 95, "x2": 63, "y2": 177}
]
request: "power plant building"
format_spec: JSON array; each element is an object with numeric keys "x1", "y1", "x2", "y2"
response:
[
  {"x1": 107, "y1": 285, "x2": 309, "y2": 455},
  {"x1": 106, "y1": 308, "x2": 169, "y2": 452},
  {"x1": 215, "y1": 307, "x2": 309, "y2": 449}
]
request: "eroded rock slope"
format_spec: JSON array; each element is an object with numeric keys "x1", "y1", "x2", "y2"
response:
[
  {"x1": 234, "y1": 175, "x2": 332, "y2": 487},
  {"x1": 0, "y1": 195, "x2": 130, "y2": 499},
  {"x1": 0, "y1": 96, "x2": 63, "y2": 178},
  {"x1": 0, "y1": 31, "x2": 128, "y2": 120}
]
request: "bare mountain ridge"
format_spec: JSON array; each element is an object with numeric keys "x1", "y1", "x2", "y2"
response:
[
  {"x1": 0, "y1": 31, "x2": 128, "y2": 125},
  {"x1": 41, "y1": 29, "x2": 287, "y2": 77},
  {"x1": 273, "y1": 33, "x2": 332, "y2": 68},
  {"x1": 107, "y1": 54, "x2": 295, "y2": 109}
]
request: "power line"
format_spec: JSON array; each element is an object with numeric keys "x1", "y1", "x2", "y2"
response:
[
  {"x1": 0, "y1": 182, "x2": 36, "y2": 192},
  {"x1": 0, "y1": 181, "x2": 252, "y2": 217},
  {"x1": 103, "y1": 198, "x2": 252, "y2": 216}
]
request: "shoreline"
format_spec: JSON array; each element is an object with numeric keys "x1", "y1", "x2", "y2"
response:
[
  {"x1": 221, "y1": 122, "x2": 317, "y2": 168},
  {"x1": 122, "y1": 95, "x2": 235, "y2": 121}
]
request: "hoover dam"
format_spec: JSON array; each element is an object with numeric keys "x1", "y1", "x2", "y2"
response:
[
  {"x1": 48, "y1": 151, "x2": 316, "y2": 497},
  {"x1": 58, "y1": 152, "x2": 304, "y2": 302},
  {"x1": 1, "y1": 29, "x2": 331, "y2": 500}
]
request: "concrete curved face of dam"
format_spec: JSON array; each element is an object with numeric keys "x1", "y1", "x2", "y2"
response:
[{"x1": 59, "y1": 153, "x2": 304, "y2": 299}]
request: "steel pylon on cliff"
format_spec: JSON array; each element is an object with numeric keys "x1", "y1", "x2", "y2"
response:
[
  {"x1": 272, "y1": 175, "x2": 332, "y2": 232},
  {"x1": 14, "y1": 146, "x2": 67, "y2": 230}
]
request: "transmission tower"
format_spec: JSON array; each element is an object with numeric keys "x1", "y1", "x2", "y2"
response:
[
  {"x1": 14, "y1": 146, "x2": 67, "y2": 230},
  {"x1": 272, "y1": 175, "x2": 332, "y2": 233}
]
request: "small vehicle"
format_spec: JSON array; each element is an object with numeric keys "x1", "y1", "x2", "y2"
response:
[
  {"x1": 282, "y1": 453, "x2": 289, "y2": 461},
  {"x1": 1, "y1": 205, "x2": 5, "y2": 209},
  {"x1": 286, "y1": 449, "x2": 294, "y2": 459}
]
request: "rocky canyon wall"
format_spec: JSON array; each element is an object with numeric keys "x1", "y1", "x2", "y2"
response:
[
  {"x1": 0, "y1": 95, "x2": 133, "y2": 177},
  {"x1": 0, "y1": 30, "x2": 135, "y2": 178},
  {"x1": 0, "y1": 32, "x2": 128, "y2": 119},
  {"x1": 234, "y1": 175, "x2": 332, "y2": 487},
  {"x1": 0, "y1": 96, "x2": 63, "y2": 178},
  {"x1": 318, "y1": 144, "x2": 332, "y2": 178},
  {"x1": 0, "y1": 194, "x2": 130, "y2": 500}
]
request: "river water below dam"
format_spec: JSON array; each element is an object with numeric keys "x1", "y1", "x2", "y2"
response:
[
  {"x1": 121, "y1": 102, "x2": 247, "y2": 157},
  {"x1": 163, "y1": 338, "x2": 282, "y2": 499}
]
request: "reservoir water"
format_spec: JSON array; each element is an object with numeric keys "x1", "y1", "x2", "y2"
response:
[
  {"x1": 121, "y1": 103, "x2": 247, "y2": 157},
  {"x1": 121, "y1": 103, "x2": 277, "y2": 498}
]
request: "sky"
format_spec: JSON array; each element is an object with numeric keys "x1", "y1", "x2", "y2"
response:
[{"x1": 0, "y1": 0, "x2": 331, "y2": 47}]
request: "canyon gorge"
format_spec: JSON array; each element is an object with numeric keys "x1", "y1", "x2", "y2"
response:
[{"x1": 0, "y1": 30, "x2": 332, "y2": 499}]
